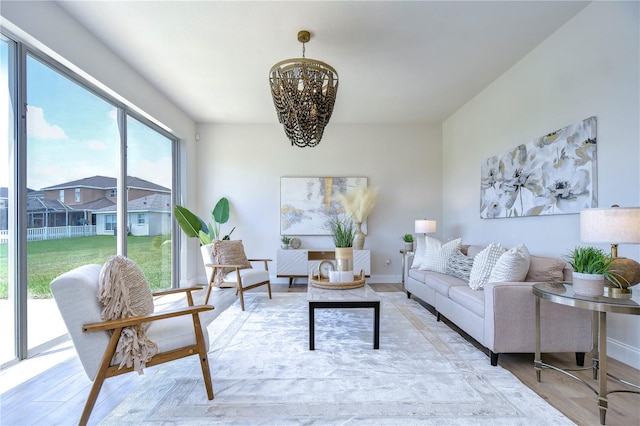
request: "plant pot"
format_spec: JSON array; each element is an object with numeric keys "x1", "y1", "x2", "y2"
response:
[
  {"x1": 335, "y1": 247, "x2": 353, "y2": 271},
  {"x1": 572, "y1": 272, "x2": 605, "y2": 297},
  {"x1": 404, "y1": 242, "x2": 414, "y2": 251},
  {"x1": 281, "y1": 243, "x2": 289, "y2": 249}
]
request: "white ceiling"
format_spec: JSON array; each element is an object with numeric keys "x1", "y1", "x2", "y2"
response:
[{"x1": 56, "y1": 1, "x2": 589, "y2": 125}]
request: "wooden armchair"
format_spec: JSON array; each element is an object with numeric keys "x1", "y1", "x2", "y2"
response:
[
  {"x1": 201, "y1": 239, "x2": 272, "y2": 311},
  {"x1": 50, "y1": 264, "x2": 214, "y2": 426}
]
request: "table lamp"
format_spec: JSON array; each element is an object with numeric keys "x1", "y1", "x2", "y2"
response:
[
  {"x1": 415, "y1": 219, "x2": 436, "y2": 235},
  {"x1": 580, "y1": 206, "x2": 640, "y2": 297}
]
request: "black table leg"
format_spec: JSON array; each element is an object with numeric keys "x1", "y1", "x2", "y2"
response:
[
  {"x1": 374, "y1": 302, "x2": 380, "y2": 349},
  {"x1": 309, "y1": 303, "x2": 315, "y2": 350}
]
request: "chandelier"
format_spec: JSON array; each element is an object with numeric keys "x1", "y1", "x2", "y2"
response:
[{"x1": 269, "y1": 30, "x2": 339, "y2": 148}]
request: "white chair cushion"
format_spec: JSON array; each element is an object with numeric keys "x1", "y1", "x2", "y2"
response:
[{"x1": 222, "y1": 268, "x2": 269, "y2": 288}]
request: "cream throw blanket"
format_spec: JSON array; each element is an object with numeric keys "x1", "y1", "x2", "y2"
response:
[{"x1": 98, "y1": 256, "x2": 158, "y2": 374}]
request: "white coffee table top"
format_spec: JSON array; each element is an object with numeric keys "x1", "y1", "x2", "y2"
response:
[{"x1": 307, "y1": 283, "x2": 380, "y2": 302}]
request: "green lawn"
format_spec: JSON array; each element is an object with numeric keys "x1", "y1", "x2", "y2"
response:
[{"x1": 0, "y1": 235, "x2": 172, "y2": 299}]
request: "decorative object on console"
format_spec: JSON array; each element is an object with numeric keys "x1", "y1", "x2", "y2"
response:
[
  {"x1": 564, "y1": 246, "x2": 618, "y2": 297},
  {"x1": 280, "y1": 235, "x2": 291, "y2": 249},
  {"x1": 411, "y1": 219, "x2": 437, "y2": 269},
  {"x1": 337, "y1": 186, "x2": 378, "y2": 250},
  {"x1": 289, "y1": 237, "x2": 301, "y2": 249},
  {"x1": 280, "y1": 177, "x2": 367, "y2": 235},
  {"x1": 402, "y1": 233, "x2": 414, "y2": 251},
  {"x1": 480, "y1": 116, "x2": 597, "y2": 219},
  {"x1": 269, "y1": 30, "x2": 338, "y2": 148},
  {"x1": 580, "y1": 206, "x2": 640, "y2": 297}
]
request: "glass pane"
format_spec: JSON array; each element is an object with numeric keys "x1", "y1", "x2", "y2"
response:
[
  {"x1": 126, "y1": 115, "x2": 173, "y2": 291},
  {"x1": 0, "y1": 37, "x2": 16, "y2": 365},
  {"x1": 26, "y1": 54, "x2": 119, "y2": 351}
]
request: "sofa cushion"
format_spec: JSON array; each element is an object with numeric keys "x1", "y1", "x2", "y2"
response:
[
  {"x1": 419, "y1": 237, "x2": 462, "y2": 273},
  {"x1": 445, "y1": 249, "x2": 474, "y2": 282},
  {"x1": 469, "y1": 243, "x2": 506, "y2": 290},
  {"x1": 422, "y1": 271, "x2": 468, "y2": 297},
  {"x1": 211, "y1": 240, "x2": 251, "y2": 282},
  {"x1": 449, "y1": 286, "x2": 484, "y2": 318},
  {"x1": 466, "y1": 245, "x2": 486, "y2": 258},
  {"x1": 411, "y1": 234, "x2": 426, "y2": 269},
  {"x1": 525, "y1": 255, "x2": 566, "y2": 282},
  {"x1": 489, "y1": 243, "x2": 531, "y2": 282}
]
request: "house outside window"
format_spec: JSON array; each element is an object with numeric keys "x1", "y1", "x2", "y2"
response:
[
  {"x1": 105, "y1": 214, "x2": 116, "y2": 231},
  {"x1": 137, "y1": 213, "x2": 146, "y2": 225},
  {"x1": 59, "y1": 190, "x2": 64, "y2": 202},
  {"x1": 74, "y1": 188, "x2": 80, "y2": 202}
]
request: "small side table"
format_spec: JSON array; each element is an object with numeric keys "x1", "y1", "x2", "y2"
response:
[
  {"x1": 533, "y1": 282, "x2": 640, "y2": 425},
  {"x1": 399, "y1": 249, "x2": 414, "y2": 285}
]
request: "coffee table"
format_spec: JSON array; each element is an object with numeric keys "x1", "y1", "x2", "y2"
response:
[{"x1": 307, "y1": 283, "x2": 380, "y2": 350}]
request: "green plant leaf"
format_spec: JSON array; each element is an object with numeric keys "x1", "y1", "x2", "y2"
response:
[
  {"x1": 174, "y1": 205, "x2": 207, "y2": 238},
  {"x1": 212, "y1": 197, "x2": 230, "y2": 225},
  {"x1": 199, "y1": 230, "x2": 212, "y2": 245}
]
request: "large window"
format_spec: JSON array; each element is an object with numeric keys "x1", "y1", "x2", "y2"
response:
[
  {"x1": 0, "y1": 35, "x2": 16, "y2": 365},
  {"x1": 1, "y1": 33, "x2": 179, "y2": 365}
]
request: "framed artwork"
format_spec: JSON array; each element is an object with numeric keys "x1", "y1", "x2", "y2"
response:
[
  {"x1": 480, "y1": 116, "x2": 597, "y2": 219},
  {"x1": 280, "y1": 177, "x2": 368, "y2": 235}
]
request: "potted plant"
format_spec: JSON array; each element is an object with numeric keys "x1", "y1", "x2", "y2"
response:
[
  {"x1": 174, "y1": 197, "x2": 235, "y2": 245},
  {"x1": 565, "y1": 246, "x2": 622, "y2": 296},
  {"x1": 281, "y1": 235, "x2": 291, "y2": 249},
  {"x1": 326, "y1": 215, "x2": 355, "y2": 272},
  {"x1": 337, "y1": 187, "x2": 378, "y2": 250},
  {"x1": 402, "y1": 234, "x2": 414, "y2": 251}
]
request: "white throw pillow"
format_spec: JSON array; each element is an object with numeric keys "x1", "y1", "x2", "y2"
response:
[
  {"x1": 411, "y1": 234, "x2": 426, "y2": 269},
  {"x1": 489, "y1": 243, "x2": 531, "y2": 282},
  {"x1": 419, "y1": 237, "x2": 462, "y2": 273},
  {"x1": 468, "y1": 243, "x2": 506, "y2": 290}
]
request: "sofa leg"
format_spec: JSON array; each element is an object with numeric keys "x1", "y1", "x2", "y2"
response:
[
  {"x1": 406, "y1": 291, "x2": 412, "y2": 299},
  {"x1": 490, "y1": 352, "x2": 499, "y2": 366},
  {"x1": 576, "y1": 352, "x2": 585, "y2": 366},
  {"x1": 436, "y1": 312, "x2": 441, "y2": 322}
]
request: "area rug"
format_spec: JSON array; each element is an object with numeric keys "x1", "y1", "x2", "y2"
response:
[{"x1": 100, "y1": 291, "x2": 572, "y2": 425}]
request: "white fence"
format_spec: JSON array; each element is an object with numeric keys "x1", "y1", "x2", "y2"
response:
[{"x1": 0, "y1": 225, "x2": 97, "y2": 243}]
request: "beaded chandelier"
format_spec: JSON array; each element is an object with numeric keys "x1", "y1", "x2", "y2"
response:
[{"x1": 269, "y1": 30, "x2": 339, "y2": 148}]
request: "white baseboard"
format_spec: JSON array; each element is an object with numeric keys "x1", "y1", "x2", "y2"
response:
[{"x1": 607, "y1": 336, "x2": 640, "y2": 370}]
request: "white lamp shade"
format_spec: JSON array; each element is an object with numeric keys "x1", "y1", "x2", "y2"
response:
[
  {"x1": 415, "y1": 219, "x2": 436, "y2": 234},
  {"x1": 580, "y1": 207, "x2": 640, "y2": 243}
]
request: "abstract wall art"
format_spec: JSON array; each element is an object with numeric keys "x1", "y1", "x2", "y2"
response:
[
  {"x1": 480, "y1": 116, "x2": 597, "y2": 219},
  {"x1": 280, "y1": 177, "x2": 367, "y2": 235}
]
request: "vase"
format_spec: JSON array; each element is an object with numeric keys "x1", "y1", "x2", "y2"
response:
[
  {"x1": 353, "y1": 222, "x2": 365, "y2": 250},
  {"x1": 404, "y1": 242, "x2": 414, "y2": 251},
  {"x1": 335, "y1": 246, "x2": 354, "y2": 272},
  {"x1": 572, "y1": 272, "x2": 605, "y2": 297}
]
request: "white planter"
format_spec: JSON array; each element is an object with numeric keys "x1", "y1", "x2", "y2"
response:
[{"x1": 572, "y1": 272, "x2": 605, "y2": 297}]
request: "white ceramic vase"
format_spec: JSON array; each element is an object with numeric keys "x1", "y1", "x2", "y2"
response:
[{"x1": 572, "y1": 272, "x2": 605, "y2": 297}]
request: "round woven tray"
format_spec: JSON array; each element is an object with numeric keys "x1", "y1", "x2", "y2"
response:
[{"x1": 309, "y1": 270, "x2": 365, "y2": 290}]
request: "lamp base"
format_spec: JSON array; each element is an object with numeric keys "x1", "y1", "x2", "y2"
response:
[{"x1": 603, "y1": 286, "x2": 633, "y2": 299}]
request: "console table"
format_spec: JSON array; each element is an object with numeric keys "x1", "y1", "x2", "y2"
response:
[
  {"x1": 532, "y1": 282, "x2": 640, "y2": 425},
  {"x1": 277, "y1": 249, "x2": 370, "y2": 286}
]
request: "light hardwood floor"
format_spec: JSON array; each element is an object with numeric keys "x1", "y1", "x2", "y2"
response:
[{"x1": 1, "y1": 282, "x2": 638, "y2": 425}]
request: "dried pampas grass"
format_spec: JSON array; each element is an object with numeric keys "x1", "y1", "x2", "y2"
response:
[{"x1": 338, "y1": 186, "x2": 378, "y2": 223}]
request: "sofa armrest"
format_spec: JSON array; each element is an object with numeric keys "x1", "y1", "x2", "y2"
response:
[{"x1": 484, "y1": 281, "x2": 592, "y2": 354}]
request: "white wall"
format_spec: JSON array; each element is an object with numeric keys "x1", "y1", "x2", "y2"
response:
[
  {"x1": 193, "y1": 122, "x2": 442, "y2": 284},
  {"x1": 442, "y1": 2, "x2": 640, "y2": 368}
]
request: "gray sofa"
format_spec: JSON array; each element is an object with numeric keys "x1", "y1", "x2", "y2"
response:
[{"x1": 404, "y1": 245, "x2": 593, "y2": 366}]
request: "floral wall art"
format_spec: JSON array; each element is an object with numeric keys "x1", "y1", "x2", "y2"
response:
[{"x1": 480, "y1": 117, "x2": 597, "y2": 218}]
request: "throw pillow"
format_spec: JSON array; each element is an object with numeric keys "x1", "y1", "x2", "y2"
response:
[
  {"x1": 98, "y1": 255, "x2": 157, "y2": 374},
  {"x1": 419, "y1": 237, "x2": 462, "y2": 273},
  {"x1": 489, "y1": 243, "x2": 531, "y2": 282},
  {"x1": 445, "y1": 249, "x2": 475, "y2": 282},
  {"x1": 211, "y1": 239, "x2": 251, "y2": 283},
  {"x1": 411, "y1": 235, "x2": 426, "y2": 269},
  {"x1": 468, "y1": 243, "x2": 506, "y2": 290}
]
